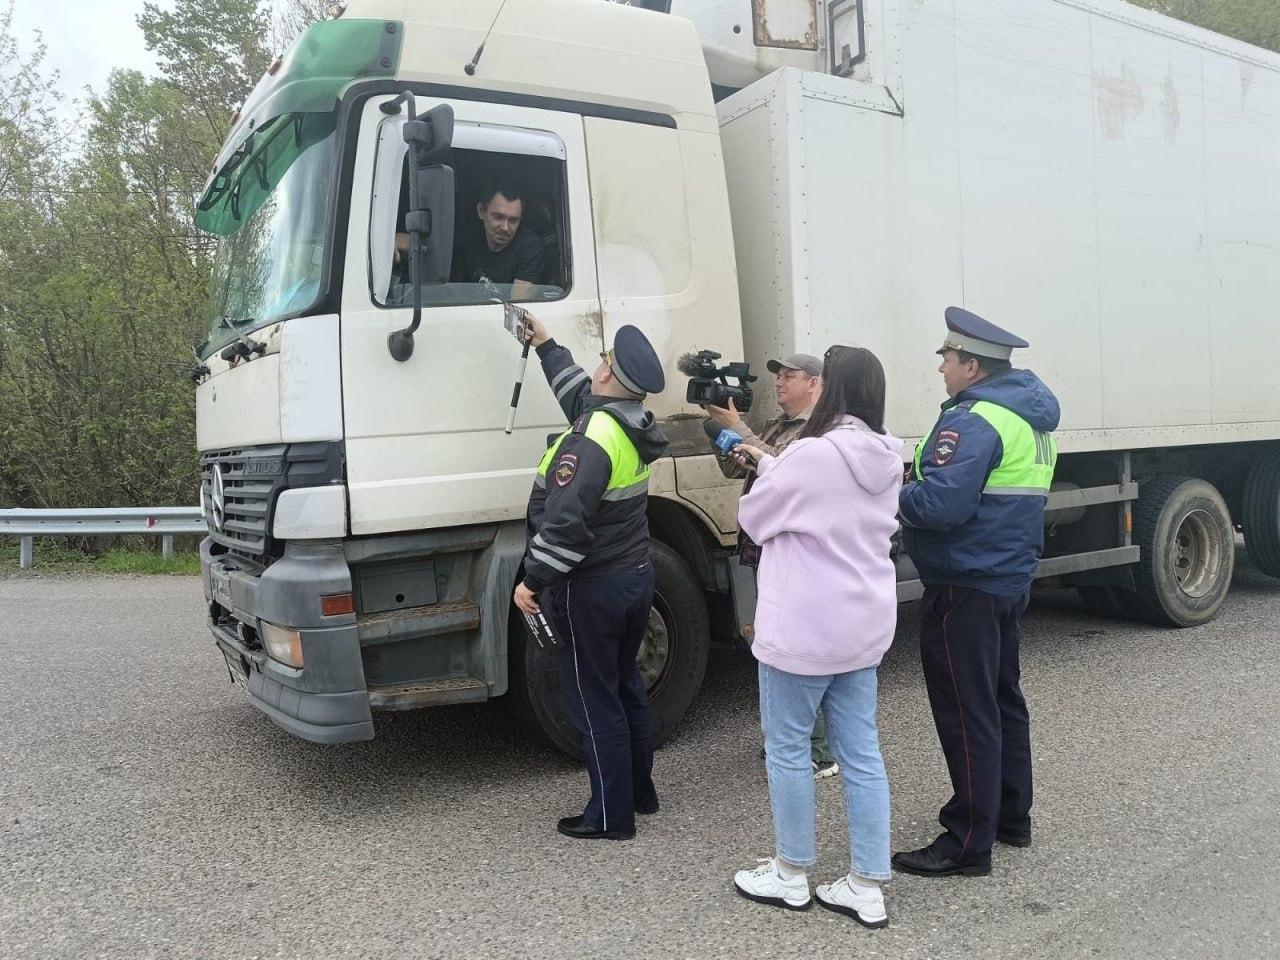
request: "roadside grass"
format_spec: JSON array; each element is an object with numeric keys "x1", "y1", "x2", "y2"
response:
[{"x1": 0, "y1": 537, "x2": 201, "y2": 576}]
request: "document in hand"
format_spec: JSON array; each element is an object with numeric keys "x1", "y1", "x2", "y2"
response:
[{"x1": 523, "y1": 609, "x2": 559, "y2": 649}]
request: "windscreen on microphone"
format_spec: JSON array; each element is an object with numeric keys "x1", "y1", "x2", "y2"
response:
[{"x1": 676, "y1": 352, "x2": 705, "y2": 377}]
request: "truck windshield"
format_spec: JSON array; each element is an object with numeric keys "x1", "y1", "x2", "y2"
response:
[{"x1": 199, "y1": 110, "x2": 338, "y2": 358}]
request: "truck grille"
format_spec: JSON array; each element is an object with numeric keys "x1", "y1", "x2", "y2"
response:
[
  {"x1": 200, "y1": 441, "x2": 344, "y2": 562},
  {"x1": 201, "y1": 446, "x2": 285, "y2": 559}
]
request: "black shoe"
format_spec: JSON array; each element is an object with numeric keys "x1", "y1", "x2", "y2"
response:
[
  {"x1": 891, "y1": 846, "x2": 990, "y2": 877},
  {"x1": 635, "y1": 798, "x2": 660, "y2": 815},
  {"x1": 996, "y1": 831, "x2": 1032, "y2": 848},
  {"x1": 556, "y1": 816, "x2": 635, "y2": 841}
]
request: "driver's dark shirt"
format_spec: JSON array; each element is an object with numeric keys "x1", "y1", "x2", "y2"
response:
[{"x1": 451, "y1": 226, "x2": 548, "y2": 286}]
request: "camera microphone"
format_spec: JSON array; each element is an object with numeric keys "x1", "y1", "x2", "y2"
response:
[{"x1": 676, "y1": 352, "x2": 706, "y2": 377}]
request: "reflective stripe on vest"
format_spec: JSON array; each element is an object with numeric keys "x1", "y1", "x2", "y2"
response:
[
  {"x1": 968, "y1": 400, "x2": 1056, "y2": 496},
  {"x1": 913, "y1": 401, "x2": 1056, "y2": 496},
  {"x1": 537, "y1": 410, "x2": 650, "y2": 498}
]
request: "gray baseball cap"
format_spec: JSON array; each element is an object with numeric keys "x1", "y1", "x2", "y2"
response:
[{"x1": 766, "y1": 353, "x2": 822, "y2": 377}]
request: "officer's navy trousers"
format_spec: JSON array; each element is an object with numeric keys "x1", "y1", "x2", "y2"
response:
[
  {"x1": 919, "y1": 585, "x2": 1033, "y2": 865},
  {"x1": 544, "y1": 561, "x2": 659, "y2": 834}
]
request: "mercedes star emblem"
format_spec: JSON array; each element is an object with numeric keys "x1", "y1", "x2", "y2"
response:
[{"x1": 211, "y1": 463, "x2": 226, "y2": 532}]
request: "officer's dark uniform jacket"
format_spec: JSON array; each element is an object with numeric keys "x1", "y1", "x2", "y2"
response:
[
  {"x1": 900, "y1": 369, "x2": 1061, "y2": 597},
  {"x1": 522, "y1": 339, "x2": 669, "y2": 593}
]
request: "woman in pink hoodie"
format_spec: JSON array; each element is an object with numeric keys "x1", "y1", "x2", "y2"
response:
[{"x1": 729, "y1": 346, "x2": 902, "y2": 929}]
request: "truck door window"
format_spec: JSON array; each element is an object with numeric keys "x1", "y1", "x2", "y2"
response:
[{"x1": 370, "y1": 119, "x2": 571, "y2": 307}]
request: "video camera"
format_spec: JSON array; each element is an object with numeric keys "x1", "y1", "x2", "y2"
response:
[{"x1": 677, "y1": 350, "x2": 758, "y2": 413}]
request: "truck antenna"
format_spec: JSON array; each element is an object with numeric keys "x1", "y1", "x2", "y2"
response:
[{"x1": 464, "y1": 0, "x2": 511, "y2": 76}]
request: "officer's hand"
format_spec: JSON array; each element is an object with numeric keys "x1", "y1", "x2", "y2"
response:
[
  {"x1": 707, "y1": 398, "x2": 744, "y2": 429},
  {"x1": 523, "y1": 314, "x2": 550, "y2": 348},
  {"x1": 513, "y1": 581, "x2": 540, "y2": 615},
  {"x1": 393, "y1": 231, "x2": 410, "y2": 264}
]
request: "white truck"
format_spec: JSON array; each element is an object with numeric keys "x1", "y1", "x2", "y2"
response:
[{"x1": 193, "y1": 0, "x2": 1280, "y2": 753}]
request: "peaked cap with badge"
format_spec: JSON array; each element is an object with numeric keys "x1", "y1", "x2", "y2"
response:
[
  {"x1": 937, "y1": 306, "x2": 1029, "y2": 361},
  {"x1": 605, "y1": 324, "x2": 665, "y2": 397}
]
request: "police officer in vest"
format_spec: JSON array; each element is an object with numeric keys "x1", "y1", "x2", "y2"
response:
[
  {"x1": 513, "y1": 315, "x2": 668, "y2": 841},
  {"x1": 893, "y1": 307, "x2": 1060, "y2": 877}
]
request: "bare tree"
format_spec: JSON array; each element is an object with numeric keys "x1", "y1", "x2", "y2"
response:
[{"x1": 270, "y1": 0, "x2": 333, "y2": 51}]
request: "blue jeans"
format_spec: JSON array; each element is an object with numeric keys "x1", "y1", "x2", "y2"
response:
[{"x1": 759, "y1": 661, "x2": 891, "y2": 880}]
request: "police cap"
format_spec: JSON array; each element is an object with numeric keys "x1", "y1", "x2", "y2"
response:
[
  {"x1": 608, "y1": 325, "x2": 665, "y2": 396},
  {"x1": 937, "y1": 306, "x2": 1029, "y2": 361}
]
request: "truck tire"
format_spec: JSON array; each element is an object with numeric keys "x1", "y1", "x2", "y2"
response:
[
  {"x1": 1242, "y1": 448, "x2": 1280, "y2": 578},
  {"x1": 1128, "y1": 476, "x2": 1234, "y2": 627},
  {"x1": 507, "y1": 540, "x2": 710, "y2": 759},
  {"x1": 1076, "y1": 586, "x2": 1134, "y2": 620}
]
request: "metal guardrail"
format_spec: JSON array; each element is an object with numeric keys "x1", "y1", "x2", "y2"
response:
[{"x1": 0, "y1": 508, "x2": 205, "y2": 569}]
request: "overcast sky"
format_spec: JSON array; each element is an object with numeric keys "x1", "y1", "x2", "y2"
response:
[{"x1": 10, "y1": 0, "x2": 171, "y2": 105}]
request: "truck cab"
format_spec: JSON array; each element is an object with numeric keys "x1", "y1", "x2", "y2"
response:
[{"x1": 195, "y1": 0, "x2": 751, "y2": 750}]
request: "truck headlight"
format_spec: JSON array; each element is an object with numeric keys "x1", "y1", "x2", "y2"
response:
[{"x1": 260, "y1": 621, "x2": 304, "y2": 668}]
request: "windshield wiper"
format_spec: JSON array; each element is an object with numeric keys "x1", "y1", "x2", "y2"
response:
[
  {"x1": 211, "y1": 318, "x2": 266, "y2": 363},
  {"x1": 220, "y1": 333, "x2": 267, "y2": 363}
]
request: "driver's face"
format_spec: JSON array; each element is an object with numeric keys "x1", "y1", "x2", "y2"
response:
[{"x1": 478, "y1": 193, "x2": 523, "y2": 252}]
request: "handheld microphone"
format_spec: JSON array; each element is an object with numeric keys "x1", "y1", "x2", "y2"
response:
[{"x1": 712, "y1": 428, "x2": 744, "y2": 456}]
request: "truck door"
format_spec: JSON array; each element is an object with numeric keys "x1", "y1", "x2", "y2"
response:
[{"x1": 340, "y1": 96, "x2": 602, "y2": 536}]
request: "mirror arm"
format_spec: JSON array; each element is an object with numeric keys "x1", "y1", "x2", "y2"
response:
[{"x1": 388, "y1": 90, "x2": 423, "y2": 362}]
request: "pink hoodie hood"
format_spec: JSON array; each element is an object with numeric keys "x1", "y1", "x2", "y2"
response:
[{"x1": 738, "y1": 416, "x2": 902, "y2": 675}]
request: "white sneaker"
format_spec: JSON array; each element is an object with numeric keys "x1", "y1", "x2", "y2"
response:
[
  {"x1": 815, "y1": 875, "x2": 888, "y2": 928},
  {"x1": 813, "y1": 760, "x2": 840, "y2": 780},
  {"x1": 733, "y1": 857, "x2": 812, "y2": 911}
]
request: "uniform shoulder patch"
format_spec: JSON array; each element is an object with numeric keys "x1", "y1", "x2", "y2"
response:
[
  {"x1": 933, "y1": 429, "x2": 961, "y2": 466},
  {"x1": 553, "y1": 452, "x2": 579, "y2": 487}
]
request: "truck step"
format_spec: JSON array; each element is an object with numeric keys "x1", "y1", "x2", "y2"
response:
[
  {"x1": 357, "y1": 599, "x2": 481, "y2": 647},
  {"x1": 367, "y1": 676, "x2": 488, "y2": 710}
]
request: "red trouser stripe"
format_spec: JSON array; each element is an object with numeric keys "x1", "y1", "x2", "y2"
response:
[{"x1": 941, "y1": 586, "x2": 975, "y2": 859}]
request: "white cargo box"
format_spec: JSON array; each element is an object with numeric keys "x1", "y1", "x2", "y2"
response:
[{"x1": 716, "y1": 0, "x2": 1280, "y2": 450}]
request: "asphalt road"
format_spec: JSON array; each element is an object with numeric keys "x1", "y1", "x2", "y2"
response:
[{"x1": 3, "y1": 551, "x2": 1279, "y2": 960}]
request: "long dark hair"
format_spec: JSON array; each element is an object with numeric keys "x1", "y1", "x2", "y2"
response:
[{"x1": 799, "y1": 345, "x2": 887, "y2": 439}]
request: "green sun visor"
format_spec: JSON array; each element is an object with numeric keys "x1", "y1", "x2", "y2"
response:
[{"x1": 196, "y1": 18, "x2": 403, "y2": 235}]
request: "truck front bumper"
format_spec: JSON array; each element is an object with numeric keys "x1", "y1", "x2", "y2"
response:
[{"x1": 200, "y1": 538, "x2": 374, "y2": 744}]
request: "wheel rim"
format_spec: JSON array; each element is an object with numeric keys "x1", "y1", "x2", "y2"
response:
[
  {"x1": 635, "y1": 596, "x2": 673, "y2": 696},
  {"x1": 1170, "y1": 509, "x2": 1223, "y2": 599}
]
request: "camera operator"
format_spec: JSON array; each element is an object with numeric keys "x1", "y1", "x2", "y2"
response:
[
  {"x1": 707, "y1": 353, "x2": 839, "y2": 780},
  {"x1": 708, "y1": 355, "x2": 821, "y2": 477}
]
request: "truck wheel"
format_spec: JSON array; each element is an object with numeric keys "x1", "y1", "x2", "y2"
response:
[
  {"x1": 1242, "y1": 448, "x2": 1280, "y2": 578},
  {"x1": 507, "y1": 540, "x2": 711, "y2": 759},
  {"x1": 1076, "y1": 586, "x2": 1134, "y2": 620},
  {"x1": 1128, "y1": 476, "x2": 1234, "y2": 627}
]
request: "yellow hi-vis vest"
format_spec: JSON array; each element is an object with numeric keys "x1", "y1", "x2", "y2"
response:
[{"x1": 538, "y1": 410, "x2": 650, "y2": 501}]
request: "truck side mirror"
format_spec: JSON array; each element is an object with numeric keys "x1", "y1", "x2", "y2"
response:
[
  {"x1": 383, "y1": 96, "x2": 456, "y2": 361},
  {"x1": 407, "y1": 165, "x2": 455, "y2": 285}
]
